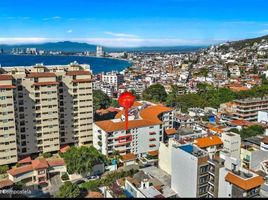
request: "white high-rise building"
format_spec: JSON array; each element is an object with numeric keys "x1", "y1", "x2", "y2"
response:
[
  {"x1": 0, "y1": 62, "x2": 94, "y2": 165},
  {"x1": 96, "y1": 46, "x2": 104, "y2": 57}
]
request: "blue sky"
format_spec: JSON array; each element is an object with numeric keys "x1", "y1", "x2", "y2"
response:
[{"x1": 0, "y1": 0, "x2": 268, "y2": 47}]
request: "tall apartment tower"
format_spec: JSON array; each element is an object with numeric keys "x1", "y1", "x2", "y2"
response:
[
  {"x1": 0, "y1": 62, "x2": 93, "y2": 164},
  {"x1": 0, "y1": 75, "x2": 18, "y2": 165},
  {"x1": 101, "y1": 71, "x2": 124, "y2": 91},
  {"x1": 171, "y1": 144, "x2": 209, "y2": 198},
  {"x1": 96, "y1": 46, "x2": 104, "y2": 57}
]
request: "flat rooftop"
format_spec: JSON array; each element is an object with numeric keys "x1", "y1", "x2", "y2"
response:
[{"x1": 178, "y1": 144, "x2": 207, "y2": 158}]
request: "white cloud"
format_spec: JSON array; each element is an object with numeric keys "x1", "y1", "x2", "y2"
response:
[
  {"x1": 67, "y1": 30, "x2": 73, "y2": 33},
  {"x1": 0, "y1": 38, "x2": 58, "y2": 45},
  {"x1": 104, "y1": 32, "x2": 138, "y2": 38},
  {"x1": 257, "y1": 29, "x2": 268, "y2": 34},
  {"x1": 0, "y1": 37, "x2": 226, "y2": 47},
  {"x1": 43, "y1": 16, "x2": 61, "y2": 21}
]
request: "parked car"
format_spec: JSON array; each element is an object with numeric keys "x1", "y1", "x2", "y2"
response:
[
  {"x1": 86, "y1": 175, "x2": 99, "y2": 180},
  {"x1": 73, "y1": 179, "x2": 86, "y2": 185}
]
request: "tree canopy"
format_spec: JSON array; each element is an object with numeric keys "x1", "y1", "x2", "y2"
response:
[
  {"x1": 142, "y1": 84, "x2": 167, "y2": 103},
  {"x1": 57, "y1": 181, "x2": 81, "y2": 198},
  {"x1": 93, "y1": 90, "x2": 112, "y2": 112},
  {"x1": 60, "y1": 146, "x2": 107, "y2": 175},
  {"x1": 230, "y1": 125, "x2": 265, "y2": 140}
]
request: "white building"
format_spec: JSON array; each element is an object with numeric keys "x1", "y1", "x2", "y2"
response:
[
  {"x1": 93, "y1": 101, "x2": 174, "y2": 157},
  {"x1": 171, "y1": 144, "x2": 209, "y2": 198},
  {"x1": 101, "y1": 71, "x2": 124, "y2": 91},
  {"x1": 96, "y1": 46, "x2": 104, "y2": 57},
  {"x1": 0, "y1": 63, "x2": 93, "y2": 164},
  {"x1": 221, "y1": 132, "x2": 241, "y2": 159}
]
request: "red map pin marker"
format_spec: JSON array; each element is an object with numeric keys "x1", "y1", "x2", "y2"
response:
[{"x1": 118, "y1": 91, "x2": 136, "y2": 130}]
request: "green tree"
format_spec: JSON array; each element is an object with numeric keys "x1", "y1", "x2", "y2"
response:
[
  {"x1": 57, "y1": 181, "x2": 81, "y2": 198},
  {"x1": 130, "y1": 89, "x2": 140, "y2": 100},
  {"x1": 60, "y1": 146, "x2": 107, "y2": 175},
  {"x1": 230, "y1": 125, "x2": 265, "y2": 139},
  {"x1": 142, "y1": 84, "x2": 167, "y2": 103},
  {"x1": 166, "y1": 85, "x2": 181, "y2": 107},
  {"x1": 0, "y1": 165, "x2": 8, "y2": 174},
  {"x1": 93, "y1": 90, "x2": 112, "y2": 112},
  {"x1": 42, "y1": 152, "x2": 52, "y2": 158},
  {"x1": 111, "y1": 98, "x2": 119, "y2": 107}
]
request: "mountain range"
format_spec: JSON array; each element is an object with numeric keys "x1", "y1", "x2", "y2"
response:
[
  {"x1": 0, "y1": 41, "x2": 206, "y2": 53},
  {"x1": 1, "y1": 34, "x2": 268, "y2": 53}
]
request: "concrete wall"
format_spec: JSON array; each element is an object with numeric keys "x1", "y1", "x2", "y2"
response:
[
  {"x1": 218, "y1": 167, "x2": 231, "y2": 198},
  {"x1": 171, "y1": 146, "x2": 198, "y2": 197},
  {"x1": 158, "y1": 142, "x2": 171, "y2": 175}
]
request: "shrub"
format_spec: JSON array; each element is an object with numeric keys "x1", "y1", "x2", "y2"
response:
[
  {"x1": 0, "y1": 165, "x2": 9, "y2": 174},
  {"x1": 42, "y1": 152, "x2": 52, "y2": 158},
  {"x1": 61, "y1": 173, "x2": 70, "y2": 181}
]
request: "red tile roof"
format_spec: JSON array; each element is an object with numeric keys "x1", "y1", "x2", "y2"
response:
[
  {"x1": 32, "y1": 81, "x2": 59, "y2": 86},
  {"x1": 194, "y1": 136, "x2": 223, "y2": 148},
  {"x1": 72, "y1": 79, "x2": 92, "y2": 83},
  {"x1": 102, "y1": 103, "x2": 172, "y2": 132},
  {"x1": 0, "y1": 75, "x2": 13, "y2": 80},
  {"x1": 0, "y1": 179, "x2": 13, "y2": 189},
  {"x1": 47, "y1": 159, "x2": 65, "y2": 167},
  {"x1": 230, "y1": 119, "x2": 253, "y2": 127},
  {"x1": 165, "y1": 128, "x2": 177, "y2": 135},
  {"x1": 96, "y1": 119, "x2": 161, "y2": 132},
  {"x1": 66, "y1": 71, "x2": 91, "y2": 76},
  {"x1": 7, "y1": 165, "x2": 33, "y2": 176},
  {"x1": 18, "y1": 156, "x2": 32, "y2": 164},
  {"x1": 225, "y1": 172, "x2": 264, "y2": 190},
  {"x1": 140, "y1": 104, "x2": 173, "y2": 124},
  {"x1": 148, "y1": 150, "x2": 158, "y2": 157},
  {"x1": 27, "y1": 72, "x2": 56, "y2": 78},
  {"x1": 86, "y1": 191, "x2": 104, "y2": 198},
  {"x1": 60, "y1": 145, "x2": 70, "y2": 153},
  {"x1": 121, "y1": 153, "x2": 136, "y2": 162},
  {"x1": 0, "y1": 85, "x2": 16, "y2": 89},
  {"x1": 31, "y1": 158, "x2": 48, "y2": 170}
]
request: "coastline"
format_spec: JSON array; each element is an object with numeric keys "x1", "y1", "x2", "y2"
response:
[{"x1": 0, "y1": 54, "x2": 133, "y2": 74}]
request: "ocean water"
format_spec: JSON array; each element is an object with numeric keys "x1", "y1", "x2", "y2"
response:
[{"x1": 0, "y1": 54, "x2": 132, "y2": 74}]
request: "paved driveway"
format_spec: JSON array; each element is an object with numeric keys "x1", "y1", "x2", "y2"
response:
[{"x1": 48, "y1": 174, "x2": 63, "y2": 197}]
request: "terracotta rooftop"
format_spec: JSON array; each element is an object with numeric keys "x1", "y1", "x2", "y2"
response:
[
  {"x1": 0, "y1": 85, "x2": 16, "y2": 89},
  {"x1": 0, "y1": 179, "x2": 13, "y2": 189},
  {"x1": 148, "y1": 150, "x2": 159, "y2": 157},
  {"x1": 139, "y1": 104, "x2": 173, "y2": 124},
  {"x1": 47, "y1": 159, "x2": 65, "y2": 167},
  {"x1": 225, "y1": 172, "x2": 264, "y2": 190},
  {"x1": 86, "y1": 191, "x2": 104, "y2": 198},
  {"x1": 8, "y1": 158, "x2": 65, "y2": 177},
  {"x1": 31, "y1": 158, "x2": 49, "y2": 170},
  {"x1": 96, "y1": 119, "x2": 162, "y2": 132},
  {"x1": 66, "y1": 71, "x2": 91, "y2": 76},
  {"x1": 27, "y1": 72, "x2": 56, "y2": 78},
  {"x1": 7, "y1": 165, "x2": 33, "y2": 176},
  {"x1": 32, "y1": 81, "x2": 59, "y2": 86},
  {"x1": 98, "y1": 102, "x2": 172, "y2": 132},
  {"x1": 121, "y1": 153, "x2": 137, "y2": 162},
  {"x1": 194, "y1": 136, "x2": 223, "y2": 148},
  {"x1": 230, "y1": 119, "x2": 253, "y2": 127},
  {"x1": 0, "y1": 74, "x2": 13, "y2": 80},
  {"x1": 262, "y1": 136, "x2": 268, "y2": 144},
  {"x1": 165, "y1": 128, "x2": 177, "y2": 135},
  {"x1": 60, "y1": 145, "x2": 71, "y2": 153},
  {"x1": 18, "y1": 156, "x2": 32, "y2": 164},
  {"x1": 72, "y1": 78, "x2": 92, "y2": 83},
  {"x1": 209, "y1": 126, "x2": 224, "y2": 134}
]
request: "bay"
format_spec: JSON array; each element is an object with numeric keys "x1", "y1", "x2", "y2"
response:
[{"x1": 0, "y1": 54, "x2": 132, "y2": 74}]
